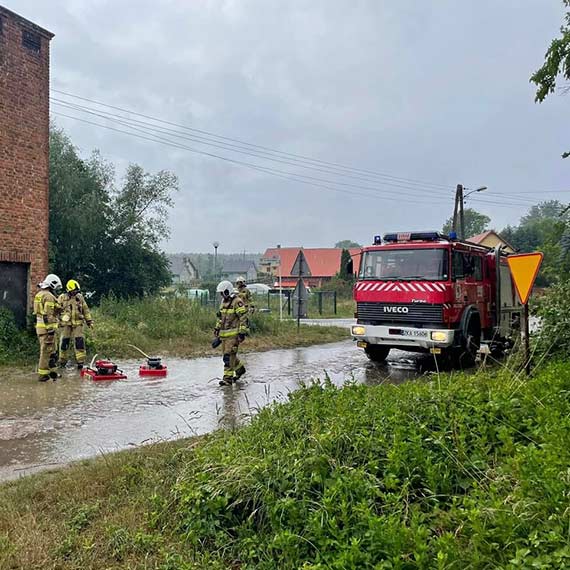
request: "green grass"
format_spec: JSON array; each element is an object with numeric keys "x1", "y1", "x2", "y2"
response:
[
  {"x1": 2, "y1": 362, "x2": 570, "y2": 568},
  {"x1": 0, "y1": 296, "x2": 348, "y2": 366}
]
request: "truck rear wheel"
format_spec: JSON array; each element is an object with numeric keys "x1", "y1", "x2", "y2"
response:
[{"x1": 364, "y1": 345, "x2": 390, "y2": 363}]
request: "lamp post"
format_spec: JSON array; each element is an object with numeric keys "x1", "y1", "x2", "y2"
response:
[{"x1": 213, "y1": 241, "x2": 219, "y2": 280}]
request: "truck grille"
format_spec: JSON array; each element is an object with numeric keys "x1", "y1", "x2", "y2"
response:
[{"x1": 357, "y1": 302, "x2": 444, "y2": 326}]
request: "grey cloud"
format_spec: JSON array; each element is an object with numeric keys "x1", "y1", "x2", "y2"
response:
[{"x1": 6, "y1": 0, "x2": 569, "y2": 252}]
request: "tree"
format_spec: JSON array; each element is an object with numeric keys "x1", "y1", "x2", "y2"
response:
[
  {"x1": 338, "y1": 249, "x2": 353, "y2": 280},
  {"x1": 49, "y1": 126, "x2": 178, "y2": 301},
  {"x1": 442, "y1": 208, "x2": 491, "y2": 238},
  {"x1": 500, "y1": 200, "x2": 568, "y2": 285},
  {"x1": 335, "y1": 240, "x2": 361, "y2": 249},
  {"x1": 531, "y1": 0, "x2": 570, "y2": 158}
]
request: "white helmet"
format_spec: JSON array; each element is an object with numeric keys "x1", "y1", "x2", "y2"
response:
[
  {"x1": 39, "y1": 274, "x2": 62, "y2": 290},
  {"x1": 216, "y1": 280, "x2": 234, "y2": 296},
  {"x1": 235, "y1": 276, "x2": 246, "y2": 285}
]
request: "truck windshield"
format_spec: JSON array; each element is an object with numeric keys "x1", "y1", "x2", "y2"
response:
[{"x1": 359, "y1": 248, "x2": 449, "y2": 281}]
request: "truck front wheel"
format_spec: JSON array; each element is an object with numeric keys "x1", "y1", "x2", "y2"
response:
[
  {"x1": 364, "y1": 345, "x2": 390, "y2": 363},
  {"x1": 454, "y1": 317, "x2": 481, "y2": 368}
]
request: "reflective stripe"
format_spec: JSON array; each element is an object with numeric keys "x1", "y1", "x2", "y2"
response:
[
  {"x1": 220, "y1": 308, "x2": 236, "y2": 314},
  {"x1": 36, "y1": 322, "x2": 57, "y2": 330},
  {"x1": 236, "y1": 306, "x2": 247, "y2": 314},
  {"x1": 38, "y1": 368, "x2": 50, "y2": 375},
  {"x1": 220, "y1": 328, "x2": 238, "y2": 337}
]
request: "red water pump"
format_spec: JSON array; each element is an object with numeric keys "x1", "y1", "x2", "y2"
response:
[{"x1": 82, "y1": 358, "x2": 127, "y2": 381}]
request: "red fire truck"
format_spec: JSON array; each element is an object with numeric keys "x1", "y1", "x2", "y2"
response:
[{"x1": 350, "y1": 231, "x2": 521, "y2": 365}]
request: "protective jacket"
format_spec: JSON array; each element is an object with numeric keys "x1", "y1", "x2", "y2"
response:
[
  {"x1": 216, "y1": 295, "x2": 248, "y2": 338},
  {"x1": 33, "y1": 289, "x2": 59, "y2": 336},
  {"x1": 58, "y1": 292, "x2": 93, "y2": 326},
  {"x1": 237, "y1": 285, "x2": 254, "y2": 311}
]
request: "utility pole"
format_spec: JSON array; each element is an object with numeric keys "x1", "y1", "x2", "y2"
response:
[
  {"x1": 452, "y1": 184, "x2": 464, "y2": 239},
  {"x1": 452, "y1": 185, "x2": 488, "y2": 240}
]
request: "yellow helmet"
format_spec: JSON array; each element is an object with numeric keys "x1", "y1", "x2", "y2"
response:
[{"x1": 66, "y1": 279, "x2": 80, "y2": 292}]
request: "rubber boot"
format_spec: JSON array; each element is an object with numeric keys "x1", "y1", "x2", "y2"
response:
[
  {"x1": 235, "y1": 364, "x2": 246, "y2": 380},
  {"x1": 219, "y1": 377, "x2": 233, "y2": 386},
  {"x1": 77, "y1": 363, "x2": 83, "y2": 370},
  {"x1": 49, "y1": 371, "x2": 61, "y2": 381},
  {"x1": 38, "y1": 375, "x2": 50, "y2": 382}
]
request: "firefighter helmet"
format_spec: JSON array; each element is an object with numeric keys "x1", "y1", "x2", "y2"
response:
[
  {"x1": 216, "y1": 280, "x2": 234, "y2": 296},
  {"x1": 66, "y1": 279, "x2": 80, "y2": 292},
  {"x1": 235, "y1": 276, "x2": 246, "y2": 285},
  {"x1": 39, "y1": 274, "x2": 62, "y2": 291}
]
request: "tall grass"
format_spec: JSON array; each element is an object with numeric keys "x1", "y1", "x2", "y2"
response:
[{"x1": 89, "y1": 296, "x2": 347, "y2": 358}]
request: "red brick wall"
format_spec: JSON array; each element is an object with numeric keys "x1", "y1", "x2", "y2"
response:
[{"x1": 0, "y1": 7, "x2": 53, "y2": 310}]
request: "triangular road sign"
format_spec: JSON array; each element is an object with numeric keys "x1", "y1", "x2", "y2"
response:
[
  {"x1": 291, "y1": 249, "x2": 311, "y2": 277},
  {"x1": 507, "y1": 252, "x2": 543, "y2": 305}
]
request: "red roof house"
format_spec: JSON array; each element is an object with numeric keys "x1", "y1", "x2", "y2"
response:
[{"x1": 260, "y1": 246, "x2": 363, "y2": 288}]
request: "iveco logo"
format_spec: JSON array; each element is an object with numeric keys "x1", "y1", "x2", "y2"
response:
[{"x1": 383, "y1": 306, "x2": 409, "y2": 314}]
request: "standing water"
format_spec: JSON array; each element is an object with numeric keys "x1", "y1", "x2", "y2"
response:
[{"x1": 0, "y1": 341, "x2": 432, "y2": 481}]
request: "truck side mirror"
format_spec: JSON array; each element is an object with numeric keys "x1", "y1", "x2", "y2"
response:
[{"x1": 346, "y1": 259, "x2": 354, "y2": 275}]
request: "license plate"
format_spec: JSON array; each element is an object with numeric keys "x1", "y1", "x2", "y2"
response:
[
  {"x1": 430, "y1": 348, "x2": 442, "y2": 354},
  {"x1": 400, "y1": 329, "x2": 428, "y2": 338},
  {"x1": 357, "y1": 341, "x2": 368, "y2": 348}
]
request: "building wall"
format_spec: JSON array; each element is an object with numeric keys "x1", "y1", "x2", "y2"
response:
[
  {"x1": 0, "y1": 7, "x2": 53, "y2": 316},
  {"x1": 479, "y1": 235, "x2": 515, "y2": 254}
]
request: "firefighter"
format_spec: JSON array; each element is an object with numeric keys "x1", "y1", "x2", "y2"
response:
[
  {"x1": 58, "y1": 279, "x2": 93, "y2": 370},
  {"x1": 33, "y1": 274, "x2": 62, "y2": 382},
  {"x1": 235, "y1": 276, "x2": 254, "y2": 312},
  {"x1": 235, "y1": 276, "x2": 254, "y2": 334},
  {"x1": 213, "y1": 280, "x2": 248, "y2": 385}
]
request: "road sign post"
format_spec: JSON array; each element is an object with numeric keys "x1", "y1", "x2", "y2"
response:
[
  {"x1": 291, "y1": 249, "x2": 311, "y2": 330},
  {"x1": 506, "y1": 252, "x2": 544, "y2": 375}
]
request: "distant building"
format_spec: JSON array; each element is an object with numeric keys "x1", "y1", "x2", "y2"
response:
[
  {"x1": 222, "y1": 260, "x2": 258, "y2": 283},
  {"x1": 0, "y1": 6, "x2": 54, "y2": 327},
  {"x1": 467, "y1": 230, "x2": 516, "y2": 253},
  {"x1": 167, "y1": 255, "x2": 200, "y2": 283},
  {"x1": 260, "y1": 247, "x2": 361, "y2": 288}
]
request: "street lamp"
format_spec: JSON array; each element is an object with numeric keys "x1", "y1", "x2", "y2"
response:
[
  {"x1": 464, "y1": 186, "x2": 488, "y2": 200},
  {"x1": 213, "y1": 241, "x2": 219, "y2": 280}
]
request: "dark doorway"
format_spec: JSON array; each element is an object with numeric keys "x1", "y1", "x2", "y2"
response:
[{"x1": 0, "y1": 262, "x2": 29, "y2": 328}]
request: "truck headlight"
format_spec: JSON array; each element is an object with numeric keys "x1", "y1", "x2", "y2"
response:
[
  {"x1": 431, "y1": 331, "x2": 448, "y2": 342},
  {"x1": 352, "y1": 325, "x2": 366, "y2": 336}
]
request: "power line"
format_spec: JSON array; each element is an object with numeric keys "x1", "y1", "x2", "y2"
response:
[
  {"x1": 51, "y1": 97, "x2": 458, "y2": 198},
  {"x1": 52, "y1": 110, "x2": 541, "y2": 210},
  {"x1": 52, "y1": 110, "x2": 458, "y2": 207},
  {"x1": 51, "y1": 88, "x2": 454, "y2": 191},
  {"x1": 50, "y1": 91, "x2": 560, "y2": 211}
]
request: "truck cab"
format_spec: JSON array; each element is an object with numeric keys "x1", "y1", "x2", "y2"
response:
[{"x1": 351, "y1": 231, "x2": 520, "y2": 366}]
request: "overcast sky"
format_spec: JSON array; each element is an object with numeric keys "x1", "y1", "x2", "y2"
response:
[{"x1": 7, "y1": 0, "x2": 569, "y2": 253}]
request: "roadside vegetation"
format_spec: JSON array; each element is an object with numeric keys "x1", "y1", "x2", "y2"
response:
[
  {"x1": 0, "y1": 296, "x2": 348, "y2": 367},
  {"x1": 2, "y1": 358, "x2": 570, "y2": 569}
]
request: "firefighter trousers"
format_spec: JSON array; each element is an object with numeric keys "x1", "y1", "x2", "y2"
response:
[
  {"x1": 59, "y1": 324, "x2": 86, "y2": 365},
  {"x1": 37, "y1": 333, "x2": 58, "y2": 380},
  {"x1": 221, "y1": 337, "x2": 245, "y2": 381}
]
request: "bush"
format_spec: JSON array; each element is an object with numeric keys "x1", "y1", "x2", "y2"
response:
[
  {"x1": 534, "y1": 279, "x2": 570, "y2": 356},
  {"x1": 162, "y1": 363, "x2": 570, "y2": 569},
  {"x1": 0, "y1": 309, "x2": 37, "y2": 365}
]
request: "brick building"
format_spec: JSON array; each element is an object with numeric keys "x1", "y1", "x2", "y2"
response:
[{"x1": 0, "y1": 6, "x2": 53, "y2": 326}]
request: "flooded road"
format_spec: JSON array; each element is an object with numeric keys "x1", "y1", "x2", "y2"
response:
[{"x1": 0, "y1": 341, "x2": 434, "y2": 481}]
